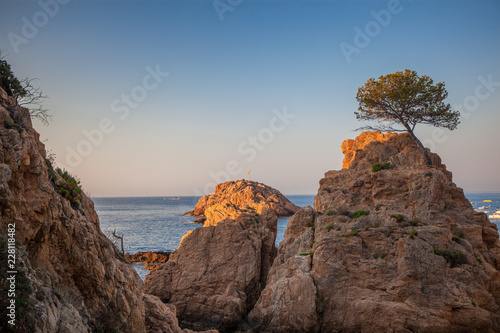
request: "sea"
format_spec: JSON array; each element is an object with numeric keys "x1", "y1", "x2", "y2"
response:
[{"x1": 94, "y1": 193, "x2": 500, "y2": 280}]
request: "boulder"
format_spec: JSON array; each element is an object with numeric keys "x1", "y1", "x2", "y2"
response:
[
  {"x1": 145, "y1": 209, "x2": 278, "y2": 332},
  {"x1": 185, "y1": 179, "x2": 299, "y2": 226},
  {"x1": 247, "y1": 131, "x2": 500, "y2": 332}
]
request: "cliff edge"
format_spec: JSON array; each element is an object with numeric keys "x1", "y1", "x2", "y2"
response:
[{"x1": 0, "y1": 87, "x2": 213, "y2": 333}]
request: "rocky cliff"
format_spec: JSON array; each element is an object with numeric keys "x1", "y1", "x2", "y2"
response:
[
  {"x1": 0, "y1": 87, "x2": 212, "y2": 333},
  {"x1": 185, "y1": 180, "x2": 299, "y2": 226},
  {"x1": 247, "y1": 131, "x2": 500, "y2": 332},
  {"x1": 144, "y1": 209, "x2": 278, "y2": 332}
]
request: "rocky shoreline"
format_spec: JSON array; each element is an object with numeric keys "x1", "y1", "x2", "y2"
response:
[{"x1": 2, "y1": 81, "x2": 499, "y2": 332}]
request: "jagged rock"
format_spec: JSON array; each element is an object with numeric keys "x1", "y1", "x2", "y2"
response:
[
  {"x1": 0, "y1": 87, "x2": 208, "y2": 333},
  {"x1": 143, "y1": 294, "x2": 218, "y2": 333},
  {"x1": 247, "y1": 131, "x2": 500, "y2": 332},
  {"x1": 185, "y1": 179, "x2": 299, "y2": 226},
  {"x1": 144, "y1": 209, "x2": 278, "y2": 332}
]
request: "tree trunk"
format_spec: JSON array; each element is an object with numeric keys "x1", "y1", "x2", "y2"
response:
[{"x1": 407, "y1": 129, "x2": 433, "y2": 167}]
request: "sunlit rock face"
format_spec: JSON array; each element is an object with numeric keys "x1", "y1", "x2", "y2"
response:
[{"x1": 185, "y1": 179, "x2": 299, "y2": 227}]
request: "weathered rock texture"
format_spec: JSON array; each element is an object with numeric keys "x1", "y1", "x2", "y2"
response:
[
  {"x1": 247, "y1": 131, "x2": 500, "y2": 332},
  {"x1": 185, "y1": 180, "x2": 298, "y2": 226},
  {"x1": 144, "y1": 209, "x2": 278, "y2": 332},
  {"x1": 0, "y1": 87, "x2": 208, "y2": 333}
]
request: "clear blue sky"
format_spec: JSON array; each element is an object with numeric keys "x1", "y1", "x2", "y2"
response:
[{"x1": 1, "y1": 0, "x2": 499, "y2": 196}]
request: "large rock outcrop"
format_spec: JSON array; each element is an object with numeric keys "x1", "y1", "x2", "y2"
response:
[
  {"x1": 247, "y1": 131, "x2": 500, "y2": 332},
  {"x1": 185, "y1": 180, "x2": 299, "y2": 226},
  {"x1": 0, "y1": 87, "x2": 209, "y2": 333},
  {"x1": 144, "y1": 209, "x2": 278, "y2": 332}
]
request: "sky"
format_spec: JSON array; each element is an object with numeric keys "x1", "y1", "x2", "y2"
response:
[{"x1": 0, "y1": 0, "x2": 499, "y2": 197}]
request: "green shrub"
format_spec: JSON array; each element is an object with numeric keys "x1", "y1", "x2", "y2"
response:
[
  {"x1": 372, "y1": 162, "x2": 390, "y2": 172},
  {"x1": 347, "y1": 229, "x2": 359, "y2": 237},
  {"x1": 306, "y1": 221, "x2": 314, "y2": 227},
  {"x1": 4, "y1": 119, "x2": 23, "y2": 133},
  {"x1": 433, "y1": 249, "x2": 466, "y2": 268},
  {"x1": 452, "y1": 236, "x2": 460, "y2": 242},
  {"x1": 393, "y1": 214, "x2": 405, "y2": 222},
  {"x1": 408, "y1": 229, "x2": 418, "y2": 239},
  {"x1": 351, "y1": 210, "x2": 369, "y2": 218},
  {"x1": 326, "y1": 225, "x2": 334, "y2": 231},
  {"x1": 326, "y1": 210, "x2": 335, "y2": 216},
  {"x1": 380, "y1": 253, "x2": 388, "y2": 259},
  {"x1": 299, "y1": 252, "x2": 313, "y2": 256},
  {"x1": 0, "y1": 59, "x2": 27, "y2": 98},
  {"x1": 476, "y1": 257, "x2": 483, "y2": 264},
  {"x1": 55, "y1": 168, "x2": 82, "y2": 206}
]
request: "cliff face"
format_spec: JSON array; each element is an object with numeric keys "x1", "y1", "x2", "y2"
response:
[
  {"x1": 247, "y1": 131, "x2": 500, "y2": 332},
  {"x1": 0, "y1": 87, "x2": 206, "y2": 333},
  {"x1": 186, "y1": 180, "x2": 299, "y2": 226},
  {"x1": 144, "y1": 209, "x2": 278, "y2": 332}
]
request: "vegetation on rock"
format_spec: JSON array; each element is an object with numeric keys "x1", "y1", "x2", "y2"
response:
[{"x1": 356, "y1": 69, "x2": 460, "y2": 166}]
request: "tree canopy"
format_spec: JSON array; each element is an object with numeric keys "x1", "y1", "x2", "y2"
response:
[{"x1": 355, "y1": 69, "x2": 460, "y2": 166}]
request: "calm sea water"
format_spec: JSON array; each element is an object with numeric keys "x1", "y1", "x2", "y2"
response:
[{"x1": 94, "y1": 193, "x2": 499, "y2": 279}]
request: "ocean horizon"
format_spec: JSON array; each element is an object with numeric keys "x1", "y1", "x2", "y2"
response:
[{"x1": 94, "y1": 193, "x2": 500, "y2": 279}]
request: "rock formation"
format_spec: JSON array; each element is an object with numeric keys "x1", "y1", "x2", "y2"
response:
[
  {"x1": 185, "y1": 179, "x2": 299, "y2": 226},
  {"x1": 0, "y1": 87, "x2": 213, "y2": 333},
  {"x1": 144, "y1": 209, "x2": 278, "y2": 332},
  {"x1": 247, "y1": 131, "x2": 500, "y2": 332}
]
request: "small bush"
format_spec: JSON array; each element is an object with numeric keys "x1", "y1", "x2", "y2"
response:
[
  {"x1": 452, "y1": 236, "x2": 460, "y2": 243},
  {"x1": 299, "y1": 252, "x2": 313, "y2": 256},
  {"x1": 3, "y1": 119, "x2": 22, "y2": 133},
  {"x1": 55, "y1": 168, "x2": 82, "y2": 206},
  {"x1": 433, "y1": 249, "x2": 466, "y2": 268},
  {"x1": 306, "y1": 221, "x2": 314, "y2": 228},
  {"x1": 0, "y1": 59, "x2": 27, "y2": 98},
  {"x1": 351, "y1": 210, "x2": 369, "y2": 218},
  {"x1": 408, "y1": 230, "x2": 418, "y2": 239},
  {"x1": 380, "y1": 253, "x2": 388, "y2": 259},
  {"x1": 362, "y1": 240, "x2": 367, "y2": 248},
  {"x1": 347, "y1": 229, "x2": 359, "y2": 237},
  {"x1": 393, "y1": 214, "x2": 405, "y2": 222},
  {"x1": 326, "y1": 225, "x2": 334, "y2": 231},
  {"x1": 476, "y1": 257, "x2": 483, "y2": 264},
  {"x1": 375, "y1": 204, "x2": 383, "y2": 211},
  {"x1": 326, "y1": 210, "x2": 335, "y2": 216},
  {"x1": 372, "y1": 162, "x2": 390, "y2": 172}
]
